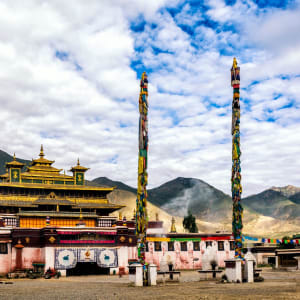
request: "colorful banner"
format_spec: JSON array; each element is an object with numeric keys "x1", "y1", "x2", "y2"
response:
[
  {"x1": 146, "y1": 237, "x2": 202, "y2": 242},
  {"x1": 55, "y1": 248, "x2": 77, "y2": 270},
  {"x1": 55, "y1": 248, "x2": 118, "y2": 269},
  {"x1": 231, "y1": 58, "x2": 243, "y2": 259},
  {"x1": 97, "y1": 248, "x2": 118, "y2": 268},
  {"x1": 242, "y1": 235, "x2": 300, "y2": 245},
  {"x1": 136, "y1": 72, "x2": 149, "y2": 268},
  {"x1": 77, "y1": 248, "x2": 97, "y2": 262}
]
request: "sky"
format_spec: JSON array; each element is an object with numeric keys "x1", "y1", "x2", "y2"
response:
[{"x1": 0, "y1": 0, "x2": 300, "y2": 197}]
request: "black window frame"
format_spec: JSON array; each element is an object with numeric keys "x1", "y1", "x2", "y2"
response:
[
  {"x1": 154, "y1": 241, "x2": 161, "y2": 252},
  {"x1": 193, "y1": 241, "x2": 200, "y2": 251},
  {"x1": 218, "y1": 241, "x2": 224, "y2": 251},
  {"x1": 0, "y1": 243, "x2": 8, "y2": 254},
  {"x1": 180, "y1": 241, "x2": 187, "y2": 251},
  {"x1": 168, "y1": 241, "x2": 174, "y2": 251}
]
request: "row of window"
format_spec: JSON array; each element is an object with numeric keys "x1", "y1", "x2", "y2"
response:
[{"x1": 147, "y1": 241, "x2": 235, "y2": 252}]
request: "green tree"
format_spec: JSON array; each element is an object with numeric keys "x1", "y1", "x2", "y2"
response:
[{"x1": 183, "y1": 211, "x2": 198, "y2": 233}]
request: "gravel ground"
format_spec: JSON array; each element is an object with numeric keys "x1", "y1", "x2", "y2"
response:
[{"x1": 0, "y1": 269, "x2": 299, "y2": 300}]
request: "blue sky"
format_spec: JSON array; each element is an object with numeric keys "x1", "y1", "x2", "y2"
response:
[{"x1": 0, "y1": 0, "x2": 300, "y2": 196}]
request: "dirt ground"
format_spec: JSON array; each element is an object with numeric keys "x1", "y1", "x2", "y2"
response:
[{"x1": 0, "y1": 269, "x2": 299, "y2": 300}]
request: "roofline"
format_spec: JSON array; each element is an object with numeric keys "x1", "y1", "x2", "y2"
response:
[{"x1": 0, "y1": 182, "x2": 115, "y2": 191}]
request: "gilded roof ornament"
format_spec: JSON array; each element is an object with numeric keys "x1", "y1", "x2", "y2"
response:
[
  {"x1": 233, "y1": 57, "x2": 238, "y2": 69},
  {"x1": 39, "y1": 144, "x2": 45, "y2": 158},
  {"x1": 170, "y1": 216, "x2": 177, "y2": 233}
]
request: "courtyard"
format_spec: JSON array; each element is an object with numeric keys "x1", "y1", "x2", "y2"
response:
[{"x1": 0, "y1": 269, "x2": 299, "y2": 300}]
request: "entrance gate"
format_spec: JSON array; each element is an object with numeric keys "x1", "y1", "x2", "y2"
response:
[{"x1": 66, "y1": 262, "x2": 110, "y2": 276}]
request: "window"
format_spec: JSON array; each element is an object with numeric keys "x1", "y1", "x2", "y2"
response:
[
  {"x1": 154, "y1": 242, "x2": 161, "y2": 251},
  {"x1": 193, "y1": 242, "x2": 200, "y2": 251},
  {"x1": 180, "y1": 242, "x2": 187, "y2": 251},
  {"x1": 146, "y1": 242, "x2": 149, "y2": 252},
  {"x1": 206, "y1": 241, "x2": 212, "y2": 247},
  {"x1": 0, "y1": 243, "x2": 8, "y2": 254},
  {"x1": 218, "y1": 241, "x2": 224, "y2": 251},
  {"x1": 168, "y1": 241, "x2": 174, "y2": 251},
  {"x1": 230, "y1": 241, "x2": 235, "y2": 251},
  {"x1": 98, "y1": 219, "x2": 112, "y2": 227}
]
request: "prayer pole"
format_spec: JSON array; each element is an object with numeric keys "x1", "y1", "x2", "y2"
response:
[
  {"x1": 136, "y1": 72, "x2": 149, "y2": 274},
  {"x1": 231, "y1": 58, "x2": 243, "y2": 259}
]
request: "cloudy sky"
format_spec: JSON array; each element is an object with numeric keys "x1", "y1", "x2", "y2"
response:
[{"x1": 0, "y1": 0, "x2": 300, "y2": 196}]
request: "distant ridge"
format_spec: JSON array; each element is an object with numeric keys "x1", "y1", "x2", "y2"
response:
[
  {"x1": 0, "y1": 150, "x2": 31, "y2": 174},
  {"x1": 92, "y1": 176, "x2": 136, "y2": 194},
  {"x1": 243, "y1": 189, "x2": 300, "y2": 220}
]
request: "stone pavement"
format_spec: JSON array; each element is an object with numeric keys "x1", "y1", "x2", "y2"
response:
[{"x1": 0, "y1": 269, "x2": 299, "y2": 300}]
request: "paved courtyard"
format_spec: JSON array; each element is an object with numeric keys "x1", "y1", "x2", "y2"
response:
[{"x1": 0, "y1": 269, "x2": 299, "y2": 300}]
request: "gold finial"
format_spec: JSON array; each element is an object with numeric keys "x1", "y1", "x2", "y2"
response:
[
  {"x1": 119, "y1": 212, "x2": 122, "y2": 221},
  {"x1": 156, "y1": 212, "x2": 159, "y2": 221},
  {"x1": 233, "y1": 57, "x2": 238, "y2": 68},
  {"x1": 79, "y1": 208, "x2": 83, "y2": 220},
  {"x1": 170, "y1": 217, "x2": 177, "y2": 233},
  {"x1": 39, "y1": 144, "x2": 44, "y2": 158},
  {"x1": 77, "y1": 158, "x2": 80, "y2": 166},
  {"x1": 56, "y1": 204, "x2": 59, "y2": 212},
  {"x1": 13, "y1": 153, "x2": 16, "y2": 161}
]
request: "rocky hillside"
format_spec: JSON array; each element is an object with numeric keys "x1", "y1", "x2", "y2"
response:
[
  {"x1": 93, "y1": 176, "x2": 300, "y2": 237},
  {"x1": 243, "y1": 189, "x2": 300, "y2": 220}
]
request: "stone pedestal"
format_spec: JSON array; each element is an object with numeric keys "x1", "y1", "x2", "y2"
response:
[
  {"x1": 128, "y1": 263, "x2": 143, "y2": 286},
  {"x1": 244, "y1": 259, "x2": 254, "y2": 282},
  {"x1": 293, "y1": 256, "x2": 300, "y2": 270},
  {"x1": 148, "y1": 264, "x2": 157, "y2": 286},
  {"x1": 224, "y1": 259, "x2": 242, "y2": 283}
]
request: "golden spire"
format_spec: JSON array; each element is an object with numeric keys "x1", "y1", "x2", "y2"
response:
[
  {"x1": 119, "y1": 211, "x2": 122, "y2": 220},
  {"x1": 39, "y1": 144, "x2": 45, "y2": 158},
  {"x1": 77, "y1": 158, "x2": 80, "y2": 166},
  {"x1": 170, "y1": 217, "x2": 177, "y2": 233},
  {"x1": 156, "y1": 212, "x2": 159, "y2": 221},
  {"x1": 233, "y1": 57, "x2": 238, "y2": 69},
  {"x1": 79, "y1": 208, "x2": 83, "y2": 220},
  {"x1": 13, "y1": 153, "x2": 16, "y2": 161}
]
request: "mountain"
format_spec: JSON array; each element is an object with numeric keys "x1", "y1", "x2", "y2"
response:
[
  {"x1": 147, "y1": 177, "x2": 232, "y2": 222},
  {"x1": 243, "y1": 189, "x2": 300, "y2": 220},
  {"x1": 289, "y1": 192, "x2": 300, "y2": 205},
  {"x1": 92, "y1": 177, "x2": 136, "y2": 193},
  {"x1": 0, "y1": 150, "x2": 31, "y2": 174},
  {"x1": 271, "y1": 185, "x2": 300, "y2": 198}
]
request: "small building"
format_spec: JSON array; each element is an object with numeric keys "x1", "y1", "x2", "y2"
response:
[{"x1": 275, "y1": 248, "x2": 300, "y2": 269}]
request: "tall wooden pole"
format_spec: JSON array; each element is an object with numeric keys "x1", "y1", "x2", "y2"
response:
[
  {"x1": 136, "y1": 72, "x2": 149, "y2": 273},
  {"x1": 231, "y1": 58, "x2": 243, "y2": 259}
]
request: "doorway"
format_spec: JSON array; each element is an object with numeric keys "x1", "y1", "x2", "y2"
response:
[{"x1": 66, "y1": 262, "x2": 110, "y2": 276}]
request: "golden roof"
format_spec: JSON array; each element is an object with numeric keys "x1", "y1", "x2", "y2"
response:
[
  {"x1": 69, "y1": 158, "x2": 89, "y2": 172},
  {"x1": 6, "y1": 153, "x2": 25, "y2": 168},
  {"x1": 0, "y1": 182, "x2": 114, "y2": 191},
  {"x1": 30, "y1": 145, "x2": 55, "y2": 166}
]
